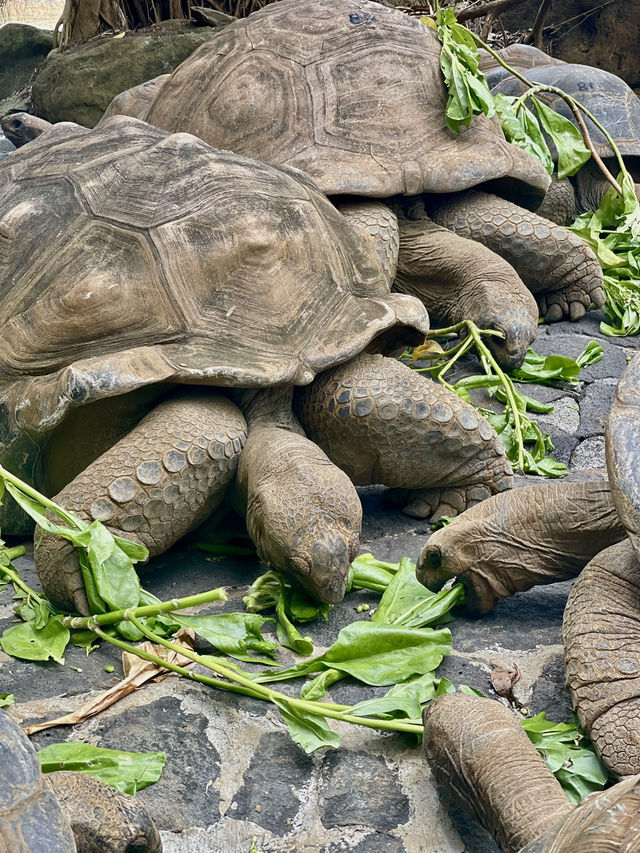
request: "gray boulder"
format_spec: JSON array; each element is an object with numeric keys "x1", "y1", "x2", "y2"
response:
[
  {"x1": 31, "y1": 19, "x2": 229, "y2": 127},
  {"x1": 0, "y1": 23, "x2": 52, "y2": 101}
]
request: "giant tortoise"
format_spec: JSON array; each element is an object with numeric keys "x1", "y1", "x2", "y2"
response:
[
  {"x1": 419, "y1": 351, "x2": 640, "y2": 779},
  {"x1": 0, "y1": 115, "x2": 513, "y2": 613},
  {"x1": 134, "y1": 0, "x2": 606, "y2": 358},
  {"x1": 483, "y1": 45, "x2": 640, "y2": 224},
  {"x1": 2, "y1": 0, "x2": 606, "y2": 369},
  {"x1": 0, "y1": 710, "x2": 161, "y2": 853}
]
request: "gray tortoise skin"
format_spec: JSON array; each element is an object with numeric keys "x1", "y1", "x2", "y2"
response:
[
  {"x1": 424, "y1": 693, "x2": 640, "y2": 853},
  {"x1": 420, "y1": 353, "x2": 640, "y2": 780},
  {"x1": 0, "y1": 711, "x2": 161, "y2": 853}
]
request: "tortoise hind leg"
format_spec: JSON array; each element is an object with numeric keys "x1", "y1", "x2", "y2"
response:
[
  {"x1": 294, "y1": 353, "x2": 513, "y2": 522},
  {"x1": 35, "y1": 394, "x2": 247, "y2": 614}
]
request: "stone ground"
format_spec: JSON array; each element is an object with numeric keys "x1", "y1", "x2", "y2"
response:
[{"x1": 0, "y1": 309, "x2": 637, "y2": 853}]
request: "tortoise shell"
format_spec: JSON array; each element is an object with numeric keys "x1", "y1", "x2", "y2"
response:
[
  {"x1": 143, "y1": 0, "x2": 550, "y2": 205},
  {"x1": 0, "y1": 116, "x2": 427, "y2": 529},
  {"x1": 0, "y1": 711, "x2": 76, "y2": 852},
  {"x1": 490, "y1": 62, "x2": 640, "y2": 161}
]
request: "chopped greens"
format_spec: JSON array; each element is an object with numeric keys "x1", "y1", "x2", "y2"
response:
[{"x1": 522, "y1": 713, "x2": 610, "y2": 803}]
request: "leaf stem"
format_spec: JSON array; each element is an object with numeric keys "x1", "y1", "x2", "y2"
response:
[
  {"x1": 97, "y1": 614, "x2": 424, "y2": 736},
  {"x1": 3, "y1": 545, "x2": 26, "y2": 561},
  {"x1": 0, "y1": 562, "x2": 48, "y2": 606},
  {"x1": 60, "y1": 588, "x2": 228, "y2": 629},
  {"x1": 0, "y1": 464, "x2": 84, "y2": 529}
]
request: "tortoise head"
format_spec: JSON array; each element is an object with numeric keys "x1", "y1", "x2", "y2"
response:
[{"x1": 0, "y1": 112, "x2": 52, "y2": 147}]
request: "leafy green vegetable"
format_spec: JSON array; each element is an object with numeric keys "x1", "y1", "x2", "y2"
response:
[
  {"x1": 242, "y1": 570, "x2": 325, "y2": 654},
  {"x1": 427, "y1": 5, "x2": 495, "y2": 133},
  {"x1": 570, "y1": 182, "x2": 640, "y2": 337},
  {"x1": 407, "y1": 323, "x2": 603, "y2": 476},
  {"x1": 371, "y1": 558, "x2": 464, "y2": 628},
  {"x1": 424, "y1": 6, "x2": 589, "y2": 178},
  {"x1": 274, "y1": 697, "x2": 342, "y2": 753},
  {"x1": 0, "y1": 465, "x2": 145, "y2": 615},
  {"x1": 346, "y1": 553, "x2": 401, "y2": 594},
  {"x1": 174, "y1": 612, "x2": 278, "y2": 664},
  {"x1": 0, "y1": 693, "x2": 14, "y2": 706},
  {"x1": 521, "y1": 713, "x2": 610, "y2": 804},
  {"x1": 38, "y1": 742, "x2": 166, "y2": 795},
  {"x1": 0, "y1": 617, "x2": 70, "y2": 664},
  {"x1": 257, "y1": 621, "x2": 452, "y2": 688}
]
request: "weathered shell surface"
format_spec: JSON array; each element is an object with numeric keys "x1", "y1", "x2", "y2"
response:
[
  {"x1": 0, "y1": 711, "x2": 76, "y2": 852},
  {"x1": 0, "y1": 115, "x2": 426, "y2": 432},
  {"x1": 144, "y1": 0, "x2": 550, "y2": 203}
]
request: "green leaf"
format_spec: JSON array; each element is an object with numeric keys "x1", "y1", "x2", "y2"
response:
[
  {"x1": 320, "y1": 622, "x2": 451, "y2": 686},
  {"x1": 347, "y1": 553, "x2": 400, "y2": 593},
  {"x1": 300, "y1": 668, "x2": 344, "y2": 701},
  {"x1": 348, "y1": 672, "x2": 439, "y2": 720},
  {"x1": 521, "y1": 713, "x2": 609, "y2": 803},
  {"x1": 82, "y1": 521, "x2": 141, "y2": 611},
  {"x1": 274, "y1": 697, "x2": 341, "y2": 753},
  {"x1": 38, "y1": 743, "x2": 166, "y2": 795},
  {"x1": 0, "y1": 617, "x2": 70, "y2": 663},
  {"x1": 175, "y1": 612, "x2": 278, "y2": 663},
  {"x1": 372, "y1": 559, "x2": 464, "y2": 628},
  {"x1": 0, "y1": 693, "x2": 14, "y2": 706},
  {"x1": 532, "y1": 97, "x2": 591, "y2": 179}
]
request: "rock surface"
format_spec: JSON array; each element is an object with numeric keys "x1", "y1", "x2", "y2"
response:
[
  {"x1": 31, "y1": 20, "x2": 228, "y2": 127},
  {"x1": 0, "y1": 23, "x2": 52, "y2": 102},
  {"x1": 0, "y1": 308, "x2": 633, "y2": 852}
]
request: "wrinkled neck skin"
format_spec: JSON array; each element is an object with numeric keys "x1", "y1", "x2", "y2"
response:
[
  {"x1": 574, "y1": 157, "x2": 640, "y2": 215},
  {"x1": 230, "y1": 386, "x2": 304, "y2": 435}
]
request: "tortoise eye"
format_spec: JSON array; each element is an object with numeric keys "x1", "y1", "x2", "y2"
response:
[{"x1": 11, "y1": 119, "x2": 21, "y2": 129}]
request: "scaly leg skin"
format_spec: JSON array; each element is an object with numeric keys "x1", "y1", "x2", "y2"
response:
[
  {"x1": 417, "y1": 480, "x2": 625, "y2": 615},
  {"x1": 394, "y1": 203, "x2": 538, "y2": 371},
  {"x1": 294, "y1": 353, "x2": 512, "y2": 522},
  {"x1": 335, "y1": 199, "x2": 400, "y2": 289},
  {"x1": 35, "y1": 394, "x2": 247, "y2": 614},
  {"x1": 234, "y1": 386, "x2": 361, "y2": 604},
  {"x1": 606, "y1": 352, "x2": 640, "y2": 561},
  {"x1": 428, "y1": 190, "x2": 604, "y2": 322},
  {"x1": 425, "y1": 694, "x2": 640, "y2": 853},
  {"x1": 563, "y1": 539, "x2": 640, "y2": 778},
  {"x1": 47, "y1": 771, "x2": 162, "y2": 853},
  {"x1": 423, "y1": 694, "x2": 573, "y2": 853}
]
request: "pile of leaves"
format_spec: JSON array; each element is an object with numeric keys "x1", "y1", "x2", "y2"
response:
[{"x1": 0, "y1": 465, "x2": 610, "y2": 801}]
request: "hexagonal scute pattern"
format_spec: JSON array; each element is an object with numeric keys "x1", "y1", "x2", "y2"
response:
[
  {"x1": 143, "y1": 0, "x2": 549, "y2": 200},
  {"x1": 294, "y1": 353, "x2": 512, "y2": 491},
  {"x1": 0, "y1": 116, "x2": 421, "y2": 398},
  {"x1": 34, "y1": 394, "x2": 247, "y2": 610}
]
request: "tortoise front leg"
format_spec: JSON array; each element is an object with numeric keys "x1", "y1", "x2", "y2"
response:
[
  {"x1": 424, "y1": 693, "x2": 640, "y2": 853},
  {"x1": 294, "y1": 353, "x2": 512, "y2": 522},
  {"x1": 428, "y1": 189, "x2": 604, "y2": 322},
  {"x1": 35, "y1": 394, "x2": 247, "y2": 614}
]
